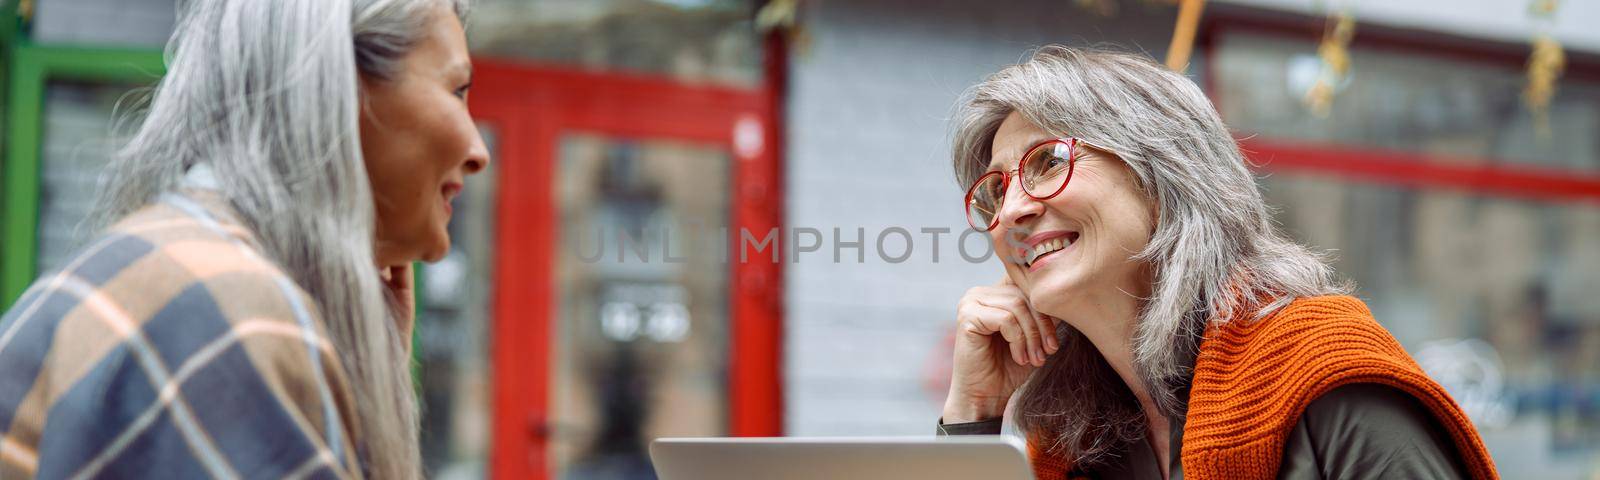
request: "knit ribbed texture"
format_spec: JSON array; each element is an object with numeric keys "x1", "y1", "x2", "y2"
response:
[{"x1": 1029, "y1": 295, "x2": 1499, "y2": 480}]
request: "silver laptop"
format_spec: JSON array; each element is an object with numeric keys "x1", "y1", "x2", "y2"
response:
[{"x1": 649, "y1": 436, "x2": 1034, "y2": 480}]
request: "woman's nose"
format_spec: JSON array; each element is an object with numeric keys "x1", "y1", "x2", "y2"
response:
[
  {"x1": 463, "y1": 126, "x2": 490, "y2": 174},
  {"x1": 996, "y1": 178, "x2": 1043, "y2": 230}
]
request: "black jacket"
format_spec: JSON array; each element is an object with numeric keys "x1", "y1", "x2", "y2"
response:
[{"x1": 937, "y1": 383, "x2": 1469, "y2": 479}]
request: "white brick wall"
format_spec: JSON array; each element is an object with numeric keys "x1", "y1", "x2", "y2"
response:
[
  {"x1": 782, "y1": 0, "x2": 1180, "y2": 435},
  {"x1": 33, "y1": 0, "x2": 176, "y2": 48}
]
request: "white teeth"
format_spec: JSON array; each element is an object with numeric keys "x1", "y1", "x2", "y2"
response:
[{"x1": 1023, "y1": 236, "x2": 1074, "y2": 267}]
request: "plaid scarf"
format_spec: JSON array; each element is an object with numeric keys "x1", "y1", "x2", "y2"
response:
[{"x1": 0, "y1": 191, "x2": 362, "y2": 479}]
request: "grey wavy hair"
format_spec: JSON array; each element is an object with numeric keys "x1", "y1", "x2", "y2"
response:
[
  {"x1": 951, "y1": 46, "x2": 1349, "y2": 467},
  {"x1": 93, "y1": 0, "x2": 468, "y2": 477}
]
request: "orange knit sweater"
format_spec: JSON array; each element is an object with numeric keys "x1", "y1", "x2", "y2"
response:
[{"x1": 1029, "y1": 295, "x2": 1499, "y2": 480}]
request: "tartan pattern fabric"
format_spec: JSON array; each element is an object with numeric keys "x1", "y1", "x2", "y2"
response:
[{"x1": 0, "y1": 192, "x2": 362, "y2": 479}]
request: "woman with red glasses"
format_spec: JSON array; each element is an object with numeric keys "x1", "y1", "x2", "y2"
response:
[{"x1": 936, "y1": 46, "x2": 1498, "y2": 480}]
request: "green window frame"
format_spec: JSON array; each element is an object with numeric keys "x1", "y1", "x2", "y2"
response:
[
  {"x1": 0, "y1": 0, "x2": 165, "y2": 307},
  {"x1": 0, "y1": 3, "x2": 423, "y2": 367}
]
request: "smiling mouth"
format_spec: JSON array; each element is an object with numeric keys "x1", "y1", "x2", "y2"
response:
[
  {"x1": 441, "y1": 182, "x2": 462, "y2": 212},
  {"x1": 1022, "y1": 233, "x2": 1078, "y2": 269}
]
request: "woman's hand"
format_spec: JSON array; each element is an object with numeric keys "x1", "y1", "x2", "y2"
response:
[
  {"x1": 381, "y1": 263, "x2": 415, "y2": 355},
  {"x1": 942, "y1": 275, "x2": 1060, "y2": 423}
]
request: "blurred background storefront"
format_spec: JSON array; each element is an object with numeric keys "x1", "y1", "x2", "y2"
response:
[{"x1": 1, "y1": 0, "x2": 1596, "y2": 478}]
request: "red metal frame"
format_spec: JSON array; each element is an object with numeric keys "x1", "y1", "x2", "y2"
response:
[
  {"x1": 1241, "y1": 138, "x2": 1600, "y2": 204},
  {"x1": 469, "y1": 36, "x2": 785, "y2": 479},
  {"x1": 1198, "y1": 6, "x2": 1600, "y2": 203}
]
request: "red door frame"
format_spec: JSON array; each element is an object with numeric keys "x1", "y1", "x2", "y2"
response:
[
  {"x1": 468, "y1": 40, "x2": 785, "y2": 480},
  {"x1": 1197, "y1": 5, "x2": 1600, "y2": 204}
]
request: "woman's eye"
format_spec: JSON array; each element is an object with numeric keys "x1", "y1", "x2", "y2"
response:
[
  {"x1": 1039, "y1": 154, "x2": 1069, "y2": 174},
  {"x1": 453, "y1": 83, "x2": 472, "y2": 99}
]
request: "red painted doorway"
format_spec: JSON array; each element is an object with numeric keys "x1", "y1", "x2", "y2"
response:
[{"x1": 467, "y1": 59, "x2": 784, "y2": 480}]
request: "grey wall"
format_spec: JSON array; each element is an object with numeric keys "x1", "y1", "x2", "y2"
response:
[
  {"x1": 781, "y1": 0, "x2": 1181, "y2": 435},
  {"x1": 33, "y1": 0, "x2": 176, "y2": 48}
]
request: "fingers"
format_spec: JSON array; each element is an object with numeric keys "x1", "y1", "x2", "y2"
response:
[
  {"x1": 386, "y1": 264, "x2": 414, "y2": 290},
  {"x1": 381, "y1": 264, "x2": 417, "y2": 342},
  {"x1": 965, "y1": 304, "x2": 1029, "y2": 367},
  {"x1": 991, "y1": 275, "x2": 1053, "y2": 356},
  {"x1": 1037, "y1": 312, "x2": 1059, "y2": 355},
  {"x1": 1021, "y1": 300, "x2": 1059, "y2": 356},
  {"x1": 958, "y1": 281, "x2": 1062, "y2": 369},
  {"x1": 976, "y1": 296, "x2": 1046, "y2": 367}
]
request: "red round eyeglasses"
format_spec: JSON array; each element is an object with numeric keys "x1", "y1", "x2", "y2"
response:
[{"x1": 963, "y1": 137, "x2": 1091, "y2": 231}]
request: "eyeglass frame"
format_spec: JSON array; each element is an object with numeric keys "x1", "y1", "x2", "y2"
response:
[{"x1": 964, "y1": 137, "x2": 1109, "y2": 231}]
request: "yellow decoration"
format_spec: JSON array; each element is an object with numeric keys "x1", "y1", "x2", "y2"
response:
[
  {"x1": 1076, "y1": 0, "x2": 1118, "y2": 17},
  {"x1": 1529, "y1": 0, "x2": 1560, "y2": 16},
  {"x1": 754, "y1": 0, "x2": 799, "y2": 33},
  {"x1": 1305, "y1": 11, "x2": 1355, "y2": 118},
  {"x1": 1165, "y1": 0, "x2": 1206, "y2": 72},
  {"x1": 755, "y1": 0, "x2": 811, "y2": 56},
  {"x1": 1523, "y1": 34, "x2": 1565, "y2": 137}
]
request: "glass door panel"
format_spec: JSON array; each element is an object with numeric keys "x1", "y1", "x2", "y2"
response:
[{"x1": 550, "y1": 133, "x2": 730, "y2": 479}]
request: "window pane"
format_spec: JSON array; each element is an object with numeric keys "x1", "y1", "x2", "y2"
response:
[
  {"x1": 1214, "y1": 31, "x2": 1600, "y2": 173},
  {"x1": 37, "y1": 81, "x2": 141, "y2": 275},
  {"x1": 1219, "y1": 30, "x2": 1600, "y2": 477},
  {"x1": 1259, "y1": 173, "x2": 1600, "y2": 477},
  {"x1": 467, "y1": 0, "x2": 763, "y2": 88}
]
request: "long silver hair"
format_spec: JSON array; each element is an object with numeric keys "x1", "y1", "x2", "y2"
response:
[
  {"x1": 94, "y1": 0, "x2": 468, "y2": 477},
  {"x1": 951, "y1": 46, "x2": 1349, "y2": 467}
]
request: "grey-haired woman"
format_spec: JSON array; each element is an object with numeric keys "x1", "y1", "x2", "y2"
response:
[
  {"x1": 0, "y1": 0, "x2": 486, "y2": 478},
  {"x1": 938, "y1": 46, "x2": 1497, "y2": 480}
]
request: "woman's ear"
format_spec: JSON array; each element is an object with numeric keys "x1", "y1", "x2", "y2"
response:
[
  {"x1": 355, "y1": 75, "x2": 383, "y2": 132},
  {"x1": 1124, "y1": 164, "x2": 1160, "y2": 229}
]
